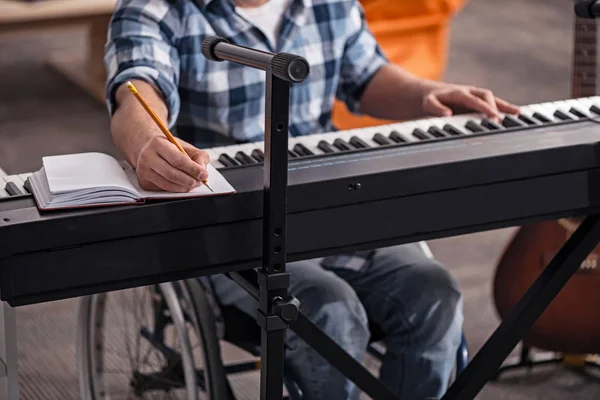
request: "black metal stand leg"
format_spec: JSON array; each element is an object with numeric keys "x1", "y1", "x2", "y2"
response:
[
  {"x1": 257, "y1": 72, "x2": 300, "y2": 400},
  {"x1": 229, "y1": 270, "x2": 397, "y2": 400},
  {"x1": 442, "y1": 213, "x2": 600, "y2": 400}
]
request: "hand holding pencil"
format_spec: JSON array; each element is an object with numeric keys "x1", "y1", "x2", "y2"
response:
[{"x1": 125, "y1": 81, "x2": 213, "y2": 192}]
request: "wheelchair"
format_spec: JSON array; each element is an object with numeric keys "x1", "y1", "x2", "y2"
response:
[{"x1": 76, "y1": 242, "x2": 469, "y2": 399}]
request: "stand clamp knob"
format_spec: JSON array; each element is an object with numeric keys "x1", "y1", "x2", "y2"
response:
[{"x1": 272, "y1": 296, "x2": 300, "y2": 322}]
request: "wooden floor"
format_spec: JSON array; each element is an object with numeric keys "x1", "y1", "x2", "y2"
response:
[{"x1": 2, "y1": 0, "x2": 600, "y2": 399}]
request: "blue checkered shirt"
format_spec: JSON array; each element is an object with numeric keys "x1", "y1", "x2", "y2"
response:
[{"x1": 105, "y1": 0, "x2": 387, "y2": 269}]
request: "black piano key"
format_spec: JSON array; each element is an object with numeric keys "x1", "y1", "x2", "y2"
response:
[
  {"x1": 518, "y1": 114, "x2": 538, "y2": 125},
  {"x1": 465, "y1": 120, "x2": 487, "y2": 132},
  {"x1": 5, "y1": 182, "x2": 23, "y2": 196},
  {"x1": 235, "y1": 151, "x2": 257, "y2": 165},
  {"x1": 372, "y1": 133, "x2": 393, "y2": 145},
  {"x1": 219, "y1": 153, "x2": 239, "y2": 167},
  {"x1": 318, "y1": 140, "x2": 336, "y2": 153},
  {"x1": 349, "y1": 136, "x2": 370, "y2": 149},
  {"x1": 22, "y1": 178, "x2": 32, "y2": 194},
  {"x1": 481, "y1": 118, "x2": 503, "y2": 130},
  {"x1": 251, "y1": 149, "x2": 264, "y2": 162},
  {"x1": 389, "y1": 130, "x2": 407, "y2": 143},
  {"x1": 288, "y1": 149, "x2": 298, "y2": 158},
  {"x1": 569, "y1": 107, "x2": 587, "y2": 118},
  {"x1": 502, "y1": 115, "x2": 525, "y2": 128},
  {"x1": 293, "y1": 143, "x2": 314, "y2": 156},
  {"x1": 442, "y1": 124, "x2": 464, "y2": 136},
  {"x1": 532, "y1": 112, "x2": 551, "y2": 123},
  {"x1": 591, "y1": 105, "x2": 600, "y2": 115},
  {"x1": 553, "y1": 109, "x2": 574, "y2": 121},
  {"x1": 333, "y1": 139, "x2": 352, "y2": 151},
  {"x1": 427, "y1": 126, "x2": 447, "y2": 138},
  {"x1": 412, "y1": 128, "x2": 432, "y2": 140}
]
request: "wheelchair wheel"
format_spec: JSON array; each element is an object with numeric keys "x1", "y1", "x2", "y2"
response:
[{"x1": 77, "y1": 280, "x2": 229, "y2": 399}]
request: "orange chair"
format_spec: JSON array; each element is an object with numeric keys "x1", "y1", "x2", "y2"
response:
[{"x1": 333, "y1": 0, "x2": 467, "y2": 130}]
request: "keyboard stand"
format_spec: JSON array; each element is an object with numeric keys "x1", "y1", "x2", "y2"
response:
[
  {"x1": 0, "y1": 297, "x2": 18, "y2": 400},
  {"x1": 232, "y1": 215, "x2": 600, "y2": 399},
  {"x1": 252, "y1": 66, "x2": 298, "y2": 400}
]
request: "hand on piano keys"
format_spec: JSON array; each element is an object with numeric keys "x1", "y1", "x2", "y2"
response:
[
  {"x1": 422, "y1": 85, "x2": 520, "y2": 121},
  {"x1": 205, "y1": 96, "x2": 600, "y2": 169}
]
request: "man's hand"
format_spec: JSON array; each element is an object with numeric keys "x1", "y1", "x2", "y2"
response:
[
  {"x1": 110, "y1": 79, "x2": 210, "y2": 193},
  {"x1": 359, "y1": 64, "x2": 520, "y2": 122},
  {"x1": 422, "y1": 84, "x2": 520, "y2": 121},
  {"x1": 136, "y1": 136, "x2": 210, "y2": 192}
]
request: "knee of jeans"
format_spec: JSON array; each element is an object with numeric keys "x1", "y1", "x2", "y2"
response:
[
  {"x1": 292, "y1": 272, "x2": 370, "y2": 349},
  {"x1": 391, "y1": 261, "x2": 463, "y2": 346},
  {"x1": 419, "y1": 263, "x2": 463, "y2": 343}
]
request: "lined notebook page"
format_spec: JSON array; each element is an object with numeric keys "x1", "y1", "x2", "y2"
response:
[{"x1": 43, "y1": 152, "x2": 137, "y2": 194}]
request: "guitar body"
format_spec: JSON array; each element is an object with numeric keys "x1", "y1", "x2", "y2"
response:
[
  {"x1": 493, "y1": 220, "x2": 600, "y2": 354},
  {"x1": 493, "y1": 14, "x2": 600, "y2": 355}
]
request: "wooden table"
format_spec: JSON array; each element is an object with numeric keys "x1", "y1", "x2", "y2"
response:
[{"x1": 0, "y1": 0, "x2": 117, "y2": 103}]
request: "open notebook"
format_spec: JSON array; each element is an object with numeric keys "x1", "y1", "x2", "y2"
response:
[{"x1": 28, "y1": 152, "x2": 236, "y2": 210}]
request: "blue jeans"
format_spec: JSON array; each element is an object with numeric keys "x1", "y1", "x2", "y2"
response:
[{"x1": 209, "y1": 243, "x2": 463, "y2": 400}]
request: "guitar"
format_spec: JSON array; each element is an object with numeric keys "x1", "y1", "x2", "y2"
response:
[{"x1": 492, "y1": 15, "x2": 600, "y2": 355}]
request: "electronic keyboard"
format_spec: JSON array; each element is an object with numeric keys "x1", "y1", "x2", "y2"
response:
[
  {"x1": 1, "y1": 96, "x2": 599, "y2": 200},
  {"x1": 2, "y1": 96, "x2": 600, "y2": 306}
]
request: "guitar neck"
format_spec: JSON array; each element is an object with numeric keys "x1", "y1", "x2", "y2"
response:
[{"x1": 571, "y1": 15, "x2": 598, "y2": 98}]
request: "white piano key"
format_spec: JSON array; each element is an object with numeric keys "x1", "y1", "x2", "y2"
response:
[
  {"x1": 231, "y1": 143, "x2": 263, "y2": 162},
  {"x1": 352, "y1": 125, "x2": 392, "y2": 148},
  {"x1": 444, "y1": 115, "x2": 476, "y2": 135},
  {"x1": 572, "y1": 97, "x2": 600, "y2": 116},
  {"x1": 561, "y1": 98, "x2": 591, "y2": 117},
  {"x1": 570, "y1": 96, "x2": 595, "y2": 109},
  {"x1": 294, "y1": 134, "x2": 327, "y2": 155},
  {"x1": 379, "y1": 122, "x2": 416, "y2": 142},
  {"x1": 0, "y1": 186, "x2": 8, "y2": 198},
  {"x1": 18, "y1": 173, "x2": 32, "y2": 182},
  {"x1": 206, "y1": 148, "x2": 225, "y2": 168},
  {"x1": 551, "y1": 100, "x2": 580, "y2": 120},
  {"x1": 2, "y1": 175, "x2": 26, "y2": 196},
  {"x1": 526, "y1": 104, "x2": 556, "y2": 122},
  {"x1": 542, "y1": 102, "x2": 564, "y2": 120}
]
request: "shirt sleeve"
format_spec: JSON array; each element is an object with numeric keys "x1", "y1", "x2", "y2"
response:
[
  {"x1": 104, "y1": 0, "x2": 182, "y2": 127},
  {"x1": 335, "y1": 1, "x2": 388, "y2": 114}
]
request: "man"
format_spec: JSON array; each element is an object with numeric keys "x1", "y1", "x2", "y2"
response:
[{"x1": 104, "y1": 0, "x2": 519, "y2": 399}]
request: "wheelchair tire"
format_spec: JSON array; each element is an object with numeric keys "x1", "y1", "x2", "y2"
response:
[{"x1": 76, "y1": 281, "x2": 229, "y2": 399}]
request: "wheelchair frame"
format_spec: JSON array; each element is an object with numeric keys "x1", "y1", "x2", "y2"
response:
[{"x1": 75, "y1": 241, "x2": 470, "y2": 400}]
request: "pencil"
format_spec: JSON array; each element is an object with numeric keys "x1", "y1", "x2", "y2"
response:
[{"x1": 126, "y1": 81, "x2": 213, "y2": 192}]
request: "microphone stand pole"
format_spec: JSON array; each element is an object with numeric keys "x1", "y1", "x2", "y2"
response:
[{"x1": 201, "y1": 37, "x2": 309, "y2": 400}]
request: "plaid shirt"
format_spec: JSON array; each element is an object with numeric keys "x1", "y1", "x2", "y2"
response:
[{"x1": 105, "y1": 0, "x2": 388, "y2": 269}]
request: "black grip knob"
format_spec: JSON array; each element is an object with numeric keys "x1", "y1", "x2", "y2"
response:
[
  {"x1": 201, "y1": 36, "x2": 229, "y2": 61},
  {"x1": 271, "y1": 53, "x2": 310, "y2": 83},
  {"x1": 272, "y1": 296, "x2": 300, "y2": 322}
]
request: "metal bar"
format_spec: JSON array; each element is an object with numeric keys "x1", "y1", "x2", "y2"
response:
[
  {"x1": 291, "y1": 313, "x2": 397, "y2": 400},
  {"x1": 0, "y1": 300, "x2": 19, "y2": 399},
  {"x1": 258, "y1": 72, "x2": 291, "y2": 400},
  {"x1": 214, "y1": 42, "x2": 273, "y2": 71},
  {"x1": 442, "y1": 213, "x2": 600, "y2": 400}
]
